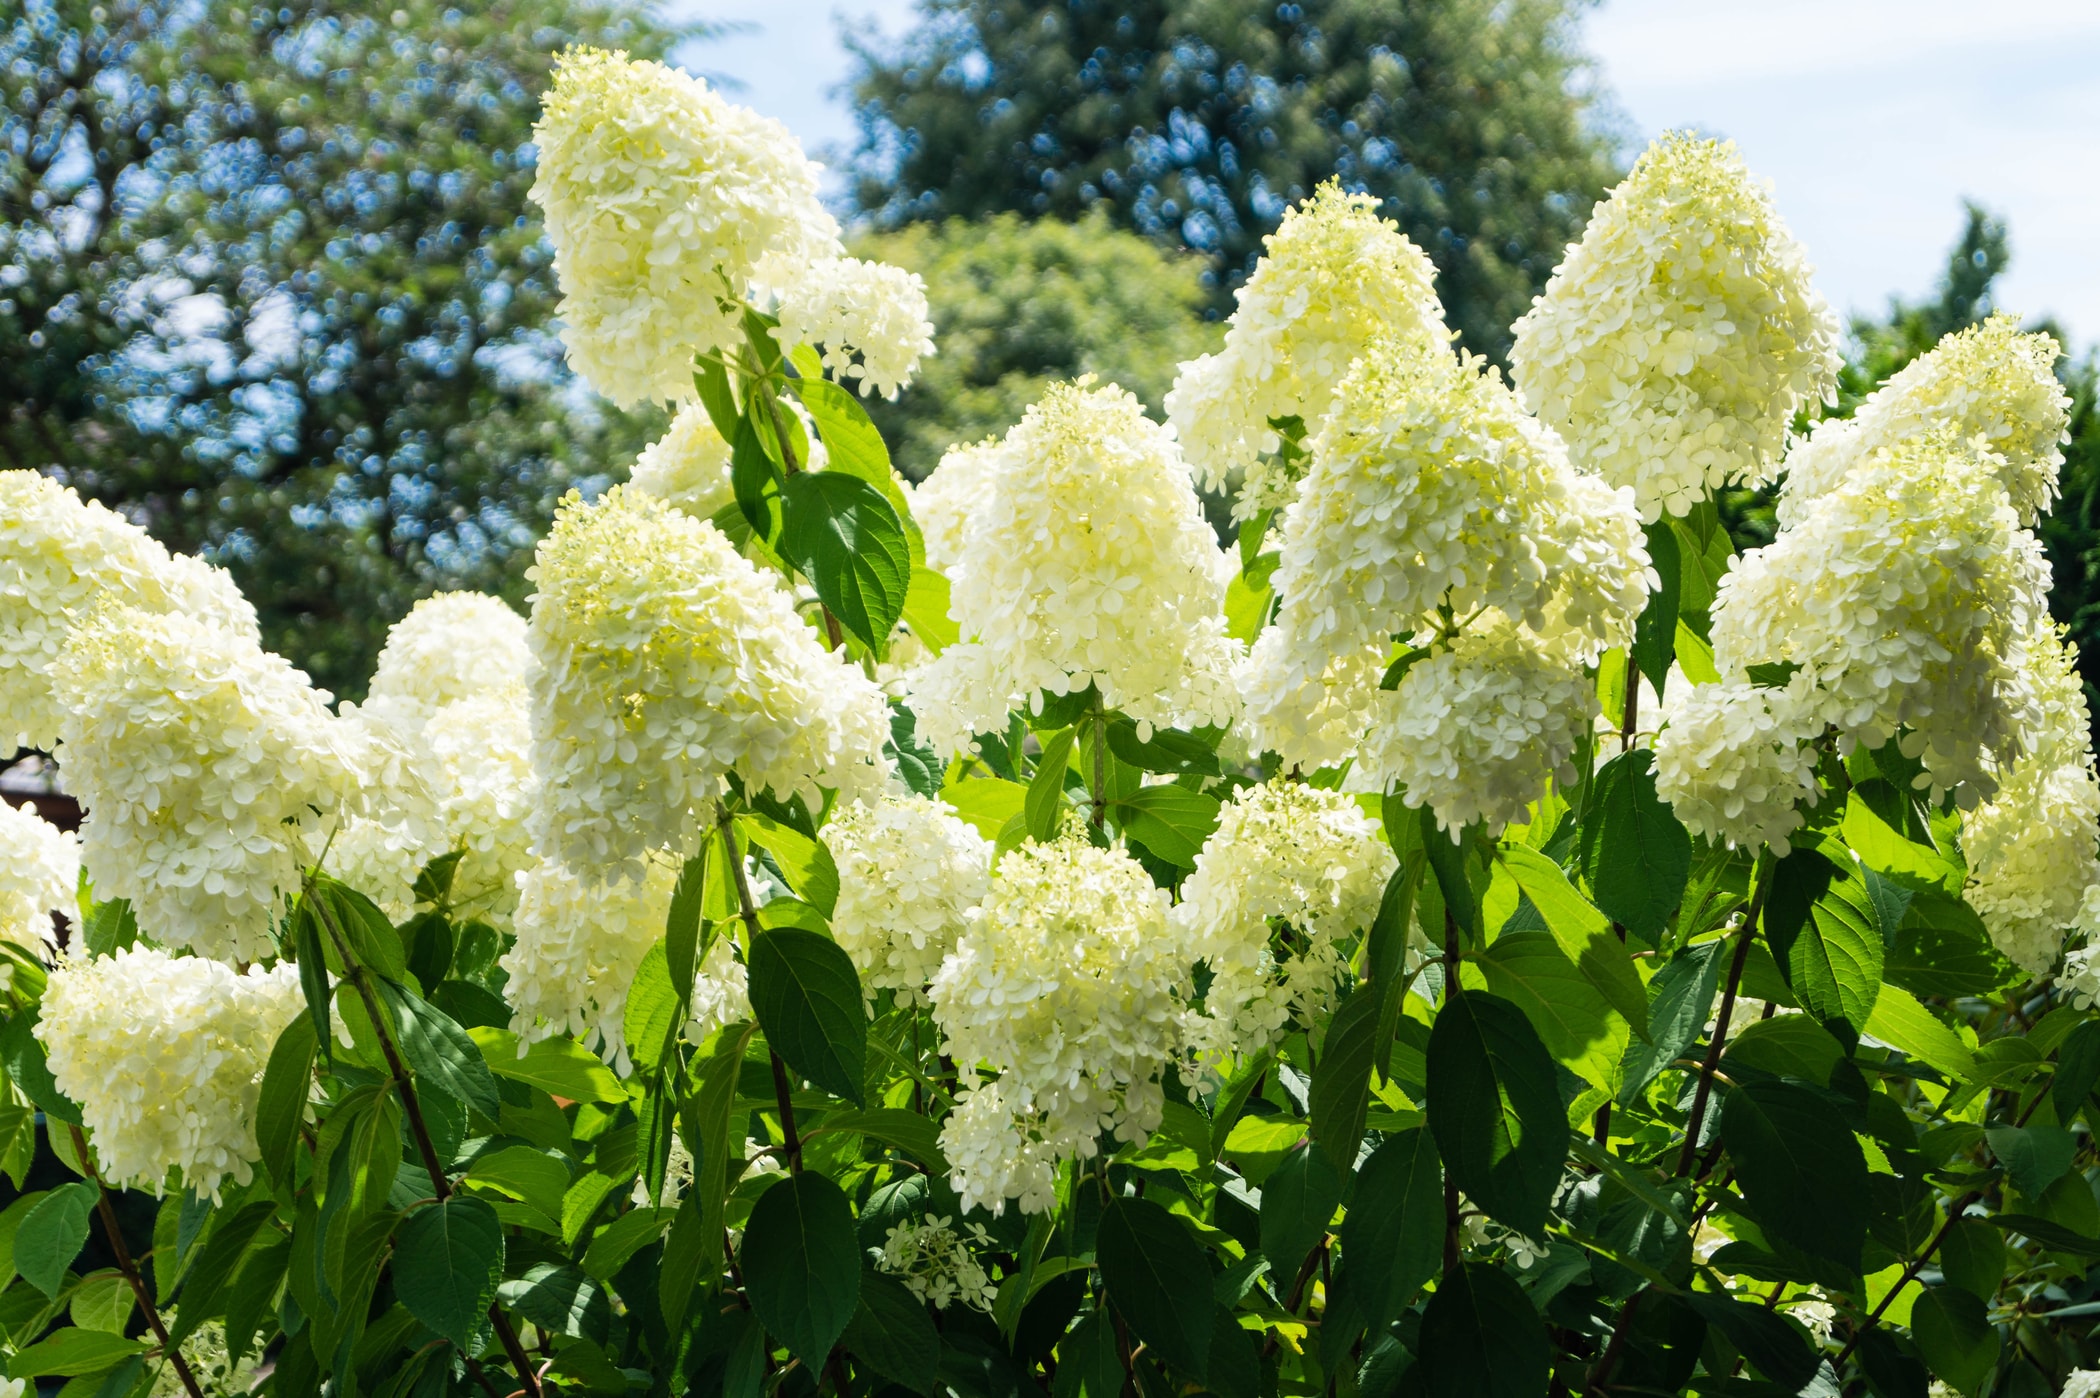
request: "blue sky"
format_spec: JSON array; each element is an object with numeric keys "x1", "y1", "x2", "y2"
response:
[{"x1": 675, "y1": 0, "x2": 2100, "y2": 346}]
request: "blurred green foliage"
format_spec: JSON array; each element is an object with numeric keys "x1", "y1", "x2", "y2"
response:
[
  {"x1": 854, "y1": 211, "x2": 1221, "y2": 480},
  {"x1": 844, "y1": 0, "x2": 1623, "y2": 364},
  {"x1": 1, "y1": 0, "x2": 677, "y2": 700}
]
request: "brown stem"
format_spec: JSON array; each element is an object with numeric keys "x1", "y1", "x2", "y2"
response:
[
  {"x1": 1620, "y1": 662, "x2": 1640, "y2": 753},
  {"x1": 1090, "y1": 709, "x2": 1109, "y2": 833},
  {"x1": 1443, "y1": 909, "x2": 1463, "y2": 1273},
  {"x1": 306, "y1": 887, "x2": 544, "y2": 1398},
  {"x1": 1675, "y1": 858, "x2": 1771, "y2": 1178},
  {"x1": 1586, "y1": 1290, "x2": 1643, "y2": 1397},
  {"x1": 66, "y1": 1125, "x2": 205, "y2": 1398},
  {"x1": 721, "y1": 812, "x2": 802, "y2": 1172}
]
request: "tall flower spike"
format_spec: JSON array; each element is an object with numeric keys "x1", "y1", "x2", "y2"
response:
[
  {"x1": 1179, "y1": 783, "x2": 1396, "y2": 1064},
  {"x1": 37, "y1": 947, "x2": 307, "y2": 1197},
  {"x1": 904, "y1": 380, "x2": 1242, "y2": 760},
  {"x1": 527, "y1": 486, "x2": 891, "y2": 876},
  {"x1": 1779, "y1": 314, "x2": 2069, "y2": 528},
  {"x1": 0, "y1": 470, "x2": 258, "y2": 752},
  {"x1": 528, "y1": 48, "x2": 841, "y2": 406},
  {"x1": 930, "y1": 838, "x2": 1194, "y2": 1215},
  {"x1": 1167, "y1": 183, "x2": 1450, "y2": 520},
  {"x1": 48, "y1": 607, "x2": 363, "y2": 962},
  {"x1": 0, "y1": 800, "x2": 78, "y2": 951},
  {"x1": 826, "y1": 794, "x2": 993, "y2": 1005},
  {"x1": 1510, "y1": 132, "x2": 1842, "y2": 522}
]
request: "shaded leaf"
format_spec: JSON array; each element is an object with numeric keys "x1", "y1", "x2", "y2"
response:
[{"x1": 742, "y1": 1172, "x2": 862, "y2": 1366}]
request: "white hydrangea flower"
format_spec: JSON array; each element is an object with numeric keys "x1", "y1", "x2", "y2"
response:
[
  {"x1": 904, "y1": 380, "x2": 1243, "y2": 760},
  {"x1": 1179, "y1": 783, "x2": 1396, "y2": 1062},
  {"x1": 48, "y1": 608, "x2": 364, "y2": 962},
  {"x1": 762, "y1": 254, "x2": 936, "y2": 401},
  {"x1": 910, "y1": 440, "x2": 1002, "y2": 576},
  {"x1": 1653, "y1": 675, "x2": 1822, "y2": 855},
  {"x1": 528, "y1": 48, "x2": 841, "y2": 406},
  {"x1": 0, "y1": 471, "x2": 258, "y2": 752},
  {"x1": 1510, "y1": 132, "x2": 1842, "y2": 522},
  {"x1": 1962, "y1": 627, "x2": 2100, "y2": 976},
  {"x1": 1235, "y1": 635, "x2": 1387, "y2": 775},
  {"x1": 1711, "y1": 433, "x2": 2046, "y2": 803},
  {"x1": 2060, "y1": 1371, "x2": 2100, "y2": 1398},
  {"x1": 878, "y1": 1215, "x2": 999, "y2": 1312},
  {"x1": 0, "y1": 800, "x2": 77, "y2": 950},
  {"x1": 628, "y1": 401, "x2": 735, "y2": 521},
  {"x1": 1357, "y1": 619, "x2": 1597, "y2": 834},
  {"x1": 1780, "y1": 315, "x2": 2069, "y2": 529},
  {"x1": 930, "y1": 838, "x2": 1193, "y2": 1214},
  {"x1": 827, "y1": 794, "x2": 992, "y2": 1004},
  {"x1": 1166, "y1": 183, "x2": 1450, "y2": 519},
  {"x1": 526, "y1": 486, "x2": 891, "y2": 876},
  {"x1": 37, "y1": 947, "x2": 306, "y2": 1197},
  {"x1": 1260, "y1": 337, "x2": 1650, "y2": 692},
  {"x1": 366, "y1": 592, "x2": 530, "y2": 714},
  {"x1": 503, "y1": 856, "x2": 750, "y2": 1070}
]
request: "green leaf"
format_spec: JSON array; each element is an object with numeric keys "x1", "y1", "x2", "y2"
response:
[
  {"x1": 844, "y1": 1269, "x2": 942, "y2": 1395},
  {"x1": 1723, "y1": 1014, "x2": 1845, "y2": 1087},
  {"x1": 1307, "y1": 983, "x2": 1379, "y2": 1162},
  {"x1": 312, "y1": 876, "x2": 408, "y2": 981},
  {"x1": 379, "y1": 979, "x2": 499, "y2": 1121},
  {"x1": 1105, "y1": 718, "x2": 1222, "y2": 777},
  {"x1": 1911, "y1": 1286, "x2": 2000, "y2": 1396},
  {"x1": 393, "y1": 1195, "x2": 503, "y2": 1350},
  {"x1": 467, "y1": 1146, "x2": 572, "y2": 1220},
  {"x1": 16, "y1": 1180, "x2": 97, "y2": 1296},
  {"x1": 732, "y1": 408, "x2": 783, "y2": 541},
  {"x1": 255, "y1": 1014, "x2": 317, "y2": 1191},
  {"x1": 1938, "y1": 1218, "x2": 2005, "y2": 1302},
  {"x1": 623, "y1": 942, "x2": 680, "y2": 1077},
  {"x1": 1720, "y1": 1079, "x2": 1868, "y2": 1276},
  {"x1": 1259, "y1": 1143, "x2": 1341, "y2": 1279},
  {"x1": 1631, "y1": 519, "x2": 1680, "y2": 693},
  {"x1": 1338, "y1": 1128, "x2": 1443, "y2": 1335},
  {"x1": 2054, "y1": 1019, "x2": 2100, "y2": 1121},
  {"x1": 1097, "y1": 1194, "x2": 1211, "y2": 1380},
  {"x1": 695, "y1": 356, "x2": 739, "y2": 439},
  {"x1": 1763, "y1": 850, "x2": 1882, "y2": 1051},
  {"x1": 6, "y1": 1328, "x2": 149, "y2": 1379},
  {"x1": 815, "y1": 1108, "x2": 950, "y2": 1175},
  {"x1": 787, "y1": 376, "x2": 901, "y2": 504},
  {"x1": 1426, "y1": 990, "x2": 1567, "y2": 1235},
  {"x1": 1026, "y1": 727, "x2": 1077, "y2": 842},
  {"x1": 1472, "y1": 929, "x2": 1623, "y2": 1088},
  {"x1": 780, "y1": 472, "x2": 911, "y2": 655},
  {"x1": 1864, "y1": 984, "x2": 1976, "y2": 1083},
  {"x1": 80, "y1": 898, "x2": 138, "y2": 957},
  {"x1": 1111, "y1": 784, "x2": 1221, "y2": 868},
  {"x1": 497, "y1": 1262, "x2": 609, "y2": 1344},
  {"x1": 742, "y1": 1172, "x2": 862, "y2": 1366},
  {"x1": 468, "y1": 1027, "x2": 625, "y2": 1103},
  {"x1": 0, "y1": 1008, "x2": 81, "y2": 1125},
  {"x1": 739, "y1": 813, "x2": 840, "y2": 918},
  {"x1": 1052, "y1": 1311, "x2": 1123, "y2": 1398},
  {"x1": 0, "y1": 1189, "x2": 48, "y2": 1289},
  {"x1": 1415, "y1": 1262, "x2": 1549, "y2": 1398},
  {"x1": 1579, "y1": 750, "x2": 1692, "y2": 940},
  {"x1": 1619, "y1": 941, "x2": 1722, "y2": 1106},
  {"x1": 293, "y1": 905, "x2": 333, "y2": 1062},
  {"x1": 1885, "y1": 891, "x2": 2021, "y2": 999},
  {"x1": 580, "y1": 1206, "x2": 668, "y2": 1279},
  {"x1": 1499, "y1": 845, "x2": 1647, "y2": 1036},
  {"x1": 899, "y1": 566, "x2": 959, "y2": 655},
  {"x1": 748, "y1": 927, "x2": 866, "y2": 1106},
  {"x1": 1987, "y1": 1124, "x2": 2077, "y2": 1201},
  {"x1": 666, "y1": 849, "x2": 711, "y2": 1005},
  {"x1": 940, "y1": 778, "x2": 1028, "y2": 841},
  {"x1": 1988, "y1": 1213, "x2": 2100, "y2": 1257},
  {"x1": 1421, "y1": 807, "x2": 1480, "y2": 942},
  {"x1": 1683, "y1": 1291, "x2": 1818, "y2": 1389},
  {"x1": 677, "y1": 1021, "x2": 758, "y2": 1308}
]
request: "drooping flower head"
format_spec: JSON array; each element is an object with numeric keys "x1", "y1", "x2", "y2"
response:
[
  {"x1": 528, "y1": 48, "x2": 839, "y2": 405},
  {"x1": 760, "y1": 254, "x2": 936, "y2": 401},
  {"x1": 1167, "y1": 183, "x2": 1449, "y2": 519},
  {"x1": 1779, "y1": 314, "x2": 2069, "y2": 528},
  {"x1": 931, "y1": 838, "x2": 1193, "y2": 1214},
  {"x1": 48, "y1": 607, "x2": 362, "y2": 962},
  {"x1": 367, "y1": 592, "x2": 530, "y2": 715},
  {"x1": 1180, "y1": 782, "x2": 1395, "y2": 1062},
  {"x1": 0, "y1": 471, "x2": 258, "y2": 752},
  {"x1": 1510, "y1": 132, "x2": 1842, "y2": 521},
  {"x1": 37, "y1": 947, "x2": 306, "y2": 1196},
  {"x1": 826, "y1": 794, "x2": 992, "y2": 1004},
  {"x1": 909, "y1": 440, "x2": 1002, "y2": 577},
  {"x1": 905, "y1": 380, "x2": 1243, "y2": 759},
  {"x1": 0, "y1": 800, "x2": 77, "y2": 951},
  {"x1": 628, "y1": 400, "x2": 736, "y2": 521},
  {"x1": 527, "y1": 486, "x2": 891, "y2": 875}
]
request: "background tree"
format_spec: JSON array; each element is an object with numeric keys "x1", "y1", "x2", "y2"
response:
[
  {"x1": 844, "y1": 0, "x2": 1623, "y2": 363},
  {"x1": 1, "y1": 0, "x2": 678, "y2": 700},
  {"x1": 854, "y1": 212, "x2": 1219, "y2": 480}
]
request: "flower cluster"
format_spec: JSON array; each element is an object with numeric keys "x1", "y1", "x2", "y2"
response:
[
  {"x1": 877, "y1": 1216, "x2": 999, "y2": 1312},
  {"x1": 1180, "y1": 783, "x2": 1395, "y2": 1061},
  {"x1": 931, "y1": 839, "x2": 1192, "y2": 1214},
  {"x1": 37, "y1": 947, "x2": 306, "y2": 1196},
  {"x1": 526, "y1": 486, "x2": 891, "y2": 875},
  {"x1": 528, "y1": 48, "x2": 838, "y2": 406},
  {"x1": 628, "y1": 401, "x2": 736, "y2": 521},
  {"x1": 762, "y1": 254, "x2": 936, "y2": 401},
  {"x1": 909, "y1": 440, "x2": 1000, "y2": 576},
  {"x1": 905, "y1": 381, "x2": 1242, "y2": 758},
  {"x1": 826, "y1": 794, "x2": 993, "y2": 1004},
  {"x1": 1651, "y1": 673, "x2": 1822, "y2": 854},
  {"x1": 366, "y1": 592, "x2": 532, "y2": 716},
  {"x1": 47, "y1": 606, "x2": 363, "y2": 962},
  {"x1": 1779, "y1": 314, "x2": 2069, "y2": 528},
  {"x1": 1510, "y1": 133, "x2": 1841, "y2": 521},
  {"x1": 0, "y1": 800, "x2": 77, "y2": 950},
  {"x1": 0, "y1": 471, "x2": 257, "y2": 753},
  {"x1": 1166, "y1": 183, "x2": 1450, "y2": 519}
]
